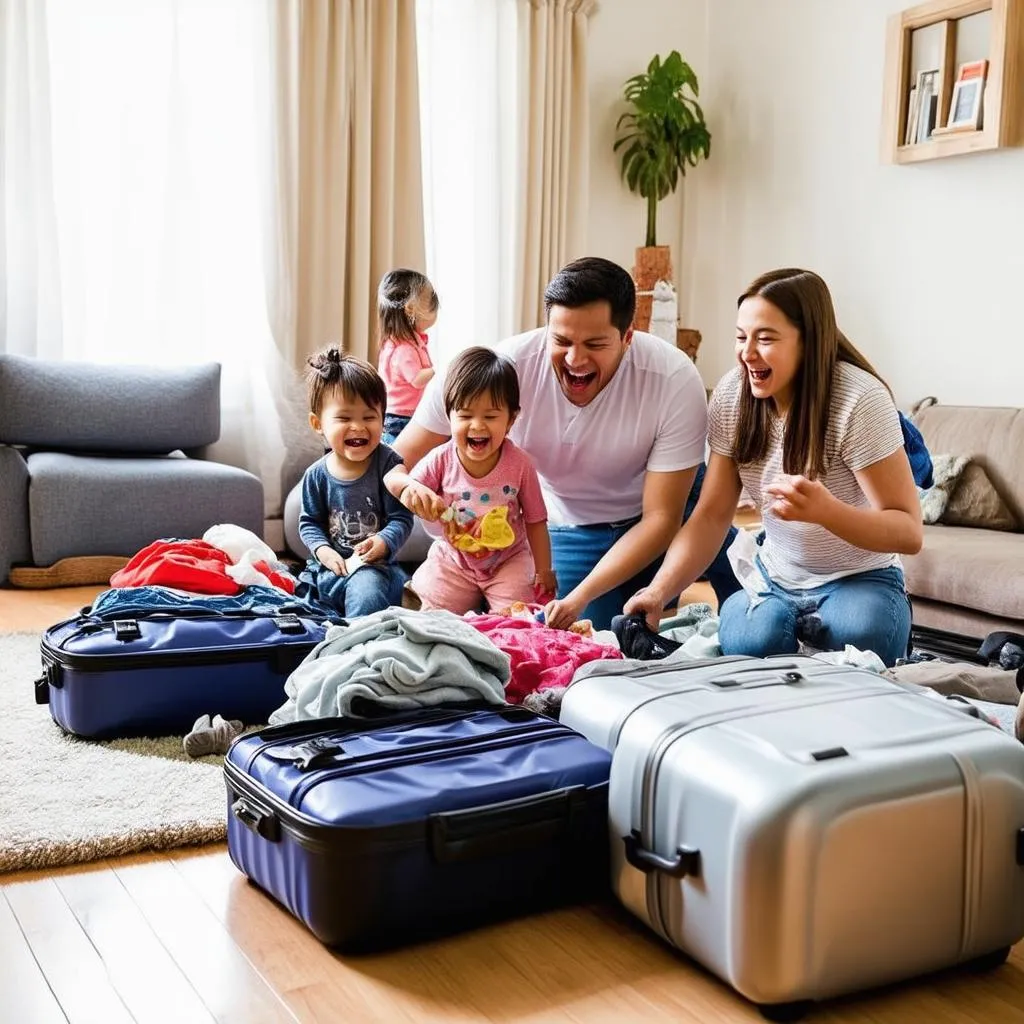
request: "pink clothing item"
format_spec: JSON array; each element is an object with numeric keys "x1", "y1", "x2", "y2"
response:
[
  {"x1": 412, "y1": 547, "x2": 535, "y2": 615},
  {"x1": 466, "y1": 615, "x2": 623, "y2": 704},
  {"x1": 378, "y1": 332, "x2": 433, "y2": 416},
  {"x1": 410, "y1": 439, "x2": 547, "y2": 577}
]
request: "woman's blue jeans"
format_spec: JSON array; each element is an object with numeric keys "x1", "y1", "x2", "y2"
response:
[{"x1": 718, "y1": 565, "x2": 911, "y2": 667}]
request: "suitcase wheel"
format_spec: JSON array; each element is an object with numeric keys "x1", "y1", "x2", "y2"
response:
[{"x1": 758, "y1": 1000, "x2": 811, "y2": 1023}]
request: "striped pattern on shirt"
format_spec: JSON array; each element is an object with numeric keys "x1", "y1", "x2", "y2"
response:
[{"x1": 708, "y1": 361, "x2": 905, "y2": 589}]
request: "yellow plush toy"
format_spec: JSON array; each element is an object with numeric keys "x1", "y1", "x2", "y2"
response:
[{"x1": 443, "y1": 505, "x2": 515, "y2": 555}]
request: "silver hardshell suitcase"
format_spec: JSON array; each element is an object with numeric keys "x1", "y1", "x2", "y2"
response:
[{"x1": 560, "y1": 655, "x2": 1024, "y2": 1019}]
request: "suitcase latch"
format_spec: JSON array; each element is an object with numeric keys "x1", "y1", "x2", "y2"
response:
[
  {"x1": 811, "y1": 746, "x2": 849, "y2": 762},
  {"x1": 113, "y1": 619, "x2": 141, "y2": 641},
  {"x1": 1016, "y1": 828, "x2": 1024, "y2": 867},
  {"x1": 273, "y1": 613, "x2": 305, "y2": 635}
]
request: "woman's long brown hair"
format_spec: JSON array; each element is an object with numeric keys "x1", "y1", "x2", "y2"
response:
[{"x1": 733, "y1": 269, "x2": 889, "y2": 479}]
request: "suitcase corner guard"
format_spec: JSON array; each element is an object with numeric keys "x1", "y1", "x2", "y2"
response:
[{"x1": 623, "y1": 829, "x2": 701, "y2": 879}]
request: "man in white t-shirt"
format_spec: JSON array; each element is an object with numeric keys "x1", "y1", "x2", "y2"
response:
[{"x1": 391, "y1": 257, "x2": 737, "y2": 629}]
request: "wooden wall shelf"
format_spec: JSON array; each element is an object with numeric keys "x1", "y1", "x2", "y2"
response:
[{"x1": 881, "y1": 0, "x2": 1024, "y2": 163}]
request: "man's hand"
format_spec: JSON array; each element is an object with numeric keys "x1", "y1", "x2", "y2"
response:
[
  {"x1": 315, "y1": 545, "x2": 347, "y2": 576},
  {"x1": 544, "y1": 591, "x2": 586, "y2": 631},
  {"x1": 533, "y1": 568, "x2": 558, "y2": 603},
  {"x1": 763, "y1": 474, "x2": 834, "y2": 525},
  {"x1": 355, "y1": 535, "x2": 388, "y2": 564},
  {"x1": 400, "y1": 482, "x2": 447, "y2": 521},
  {"x1": 623, "y1": 585, "x2": 667, "y2": 632}
]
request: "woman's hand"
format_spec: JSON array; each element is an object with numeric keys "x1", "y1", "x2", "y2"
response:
[
  {"x1": 623, "y1": 585, "x2": 667, "y2": 632},
  {"x1": 763, "y1": 474, "x2": 835, "y2": 525},
  {"x1": 400, "y1": 482, "x2": 447, "y2": 521}
]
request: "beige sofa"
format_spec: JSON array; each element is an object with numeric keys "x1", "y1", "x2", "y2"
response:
[{"x1": 903, "y1": 402, "x2": 1024, "y2": 637}]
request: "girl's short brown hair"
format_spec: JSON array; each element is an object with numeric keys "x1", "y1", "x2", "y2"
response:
[
  {"x1": 306, "y1": 347, "x2": 386, "y2": 416},
  {"x1": 442, "y1": 346, "x2": 520, "y2": 416}
]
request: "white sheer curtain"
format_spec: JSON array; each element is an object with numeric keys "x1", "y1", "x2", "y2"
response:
[
  {"x1": 1, "y1": 0, "x2": 286, "y2": 514},
  {"x1": 415, "y1": 0, "x2": 520, "y2": 367}
]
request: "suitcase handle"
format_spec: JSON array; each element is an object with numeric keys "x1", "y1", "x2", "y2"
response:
[
  {"x1": 429, "y1": 785, "x2": 590, "y2": 863},
  {"x1": 623, "y1": 830, "x2": 701, "y2": 879},
  {"x1": 231, "y1": 797, "x2": 281, "y2": 842}
]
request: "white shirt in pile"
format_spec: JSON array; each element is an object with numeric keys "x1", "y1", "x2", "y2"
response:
[
  {"x1": 708, "y1": 361, "x2": 905, "y2": 589},
  {"x1": 412, "y1": 328, "x2": 708, "y2": 526}
]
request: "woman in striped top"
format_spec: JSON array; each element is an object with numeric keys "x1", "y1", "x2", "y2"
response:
[{"x1": 624, "y1": 268, "x2": 923, "y2": 666}]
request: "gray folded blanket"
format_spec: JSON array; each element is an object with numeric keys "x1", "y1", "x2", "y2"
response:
[{"x1": 269, "y1": 608, "x2": 510, "y2": 724}]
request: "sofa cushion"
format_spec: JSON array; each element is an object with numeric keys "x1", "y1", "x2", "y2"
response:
[
  {"x1": 26, "y1": 451, "x2": 264, "y2": 565},
  {"x1": 903, "y1": 524, "x2": 1024, "y2": 621},
  {"x1": 943, "y1": 462, "x2": 1020, "y2": 531},
  {"x1": 0, "y1": 354, "x2": 221, "y2": 454}
]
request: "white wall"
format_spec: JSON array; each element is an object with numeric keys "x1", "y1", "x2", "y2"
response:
[
  {"x1": 587, "y1": 0, "x2": 1024, "y2": 407},
  {"x1": 585, "y1": 0, "x2": 707, "y2": 297}
]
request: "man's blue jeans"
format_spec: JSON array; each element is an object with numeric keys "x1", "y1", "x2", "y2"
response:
[
  {"x1": 549, "y1": 464, "x2": 740, "y2": 630},
  {"x1": 718, "y1": 564, "x2": 911, "y2": 667}
]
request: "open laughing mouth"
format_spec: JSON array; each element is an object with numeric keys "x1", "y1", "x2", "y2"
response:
[
  {"x1": 564, "y1": 369, "x2": 597, "y2": 392},
  {"x1": 467, "y1": 436, "x2": 489, "y2": 453},
  {"x1": 748, "y1": 368, "x2": 771, "y2": 385},
  {"x1": 344, "y1": 438, "x2": 369, "y2": 449}
]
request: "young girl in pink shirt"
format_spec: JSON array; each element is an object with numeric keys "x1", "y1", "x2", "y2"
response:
[
  {"x1": 385, "y1": 347, "x2": 558, "y2": 615},
  {"x1": 376, "y1": 269, "x2": 438, "y2": 445}
]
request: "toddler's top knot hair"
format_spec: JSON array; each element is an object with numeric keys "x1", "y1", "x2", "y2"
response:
[
  {"x1": 308, "y1": 346, "x2": 344, "y2": 380},
  {"x1": 305, "y1": 345, "x2": 387, "y2": 418}
]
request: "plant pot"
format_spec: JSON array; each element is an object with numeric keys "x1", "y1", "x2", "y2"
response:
[{"x1": 632, "y1": 245, "x2": 673, "y2": 332}]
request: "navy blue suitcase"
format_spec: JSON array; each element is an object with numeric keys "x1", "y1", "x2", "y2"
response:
[
  {"x1": 36, "y1": 609, "x2": 328, "y2": 739},
  {"x1": 224, "y1": 705, "x2": 612, "y2": 951}
]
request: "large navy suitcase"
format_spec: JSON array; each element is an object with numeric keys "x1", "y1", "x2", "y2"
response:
[
  {"x1": 37, "y1": 609, "x2": 328, "y2": 738},
  {"x1": 224, "y1": 705, "x2": 612, "y2": 951}
]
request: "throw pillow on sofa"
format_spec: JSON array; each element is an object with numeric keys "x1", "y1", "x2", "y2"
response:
[
  {"x1": 918, "y1": 453, "x2": 968, "y2": 524},
  {"x1": 943, "y1": 462, "x2": 1020, "y2": 532}
]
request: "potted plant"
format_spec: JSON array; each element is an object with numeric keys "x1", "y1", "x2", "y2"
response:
[{"x1": 614, "y1": 50, "x2": 711, "y2": 332}]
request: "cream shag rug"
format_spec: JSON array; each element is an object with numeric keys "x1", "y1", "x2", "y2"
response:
[{"x1": 0, "y1": 632, "x2": 230, "y2": 873}]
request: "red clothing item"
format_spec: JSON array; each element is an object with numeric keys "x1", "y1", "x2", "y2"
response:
[
  {"x1": 467, "y1": 614, "x2": 622, "y2": 704},
  {"x1": 110, "y1": 540, "x2": 241, "y2": 595},
  {"x1": 252, "y1": 560, "x2": 297, "y2": 594}
]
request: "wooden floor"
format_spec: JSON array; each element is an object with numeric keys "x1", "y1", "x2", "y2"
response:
[{"x1": 2, "y1": 586, "x2": 1023, "y2": 1023}]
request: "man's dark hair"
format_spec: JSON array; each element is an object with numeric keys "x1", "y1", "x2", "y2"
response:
[
  {"x1": 542, "y1": 257, "x2": 636, "y2": 335},
  {"x1": 306, "y1": 347, "x2": 386, "y2": 416},
  {"x1": 443, "y1": 346, "x2": 521, "y2": 416}
]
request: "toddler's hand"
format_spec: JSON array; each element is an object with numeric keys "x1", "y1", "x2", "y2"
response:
[
  {"x1": 355, "y1": 535, "x2": 388, "y2": 564},
  {"x1": 315, "y1": 546, "x2": 347, "y2": 576},
  {"x1": 533, "y1": 568, "x2": 558, "y2": 603},
  {"x1": 400, "y1": 482, "x2": 447, "y2": 521}
]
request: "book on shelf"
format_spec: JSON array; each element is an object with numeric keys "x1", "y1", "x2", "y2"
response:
[
  {"x1": 904, "y1": 85, "x2": 919, "y2": 145},
  {"x1": 914, "y1": 68, "x2": 939, "y2": 142}
]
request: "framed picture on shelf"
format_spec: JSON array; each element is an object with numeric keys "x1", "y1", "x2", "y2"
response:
[
  {"x1": 913, "y1": 68, "x2": 939, "y2": 143},
  {"x1": 946, "y1": 59, "x2": 988, "y2": 130}
]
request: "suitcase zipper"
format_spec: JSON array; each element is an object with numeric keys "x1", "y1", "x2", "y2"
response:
[
  {"x1": 610, "y1": 661, "x2": 808, "y2": 747},
  {"x1": 288, "y1": 722, "x2": 574, "y2": 807},
  {"x1": 240, "y1": 705, "x2": 532, "y2": 771},
  {"x1": 224, "y1": 719, "x2": 582, "y2": 833},
  {"x1": 636, "y1": 683, "x2": 904, "y2": 945},
  {"x1": 40, "y1": 621, "x2": 321, "y2": 673}
]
